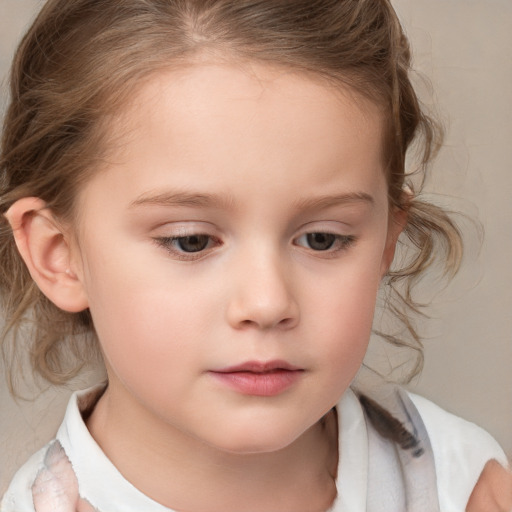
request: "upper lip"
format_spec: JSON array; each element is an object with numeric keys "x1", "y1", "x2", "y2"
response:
[{"x1": 212, "y1": 360, "x2": 303, "y2": 373}]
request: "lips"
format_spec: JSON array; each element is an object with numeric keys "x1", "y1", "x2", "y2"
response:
[{"x1": 209, "y1": 360, "x2": 304, "y2": 397}]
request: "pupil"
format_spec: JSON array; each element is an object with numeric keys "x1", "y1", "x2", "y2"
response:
[
  {"x1": 307, "y1": 233, "x2": 335, "y2": 250},
  {"x1": 178, "y1": 235, "x2": 209, "y2": 252}
]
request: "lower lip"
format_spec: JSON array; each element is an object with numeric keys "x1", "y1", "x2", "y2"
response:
[{"x1": 210, "y1": 369, "x2": 303, "y2": 396}]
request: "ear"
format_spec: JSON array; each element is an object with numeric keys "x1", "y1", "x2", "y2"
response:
[
  {"x1": 380, "y1": 203, "x2": 408, "y2": 277},
  {"x1": 5, "y1": 197, "x2": 89, "y2": 312}
]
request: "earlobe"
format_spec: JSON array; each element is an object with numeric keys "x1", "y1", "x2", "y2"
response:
[{"x1": 5, "y1": 197, "x2": 89, "y2": 312}]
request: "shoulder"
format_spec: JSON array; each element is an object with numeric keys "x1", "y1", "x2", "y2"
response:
[
  {"x1": 408, "y1": 392, "x2": 508, "y2": 511},
  {"x1": 1, "y1": 444, "x2": 48, "y2": 512}
]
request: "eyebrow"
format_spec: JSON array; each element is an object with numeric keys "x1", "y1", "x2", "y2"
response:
[
  {"x1": 293, "y1": 192, "x2": 374, "y2": 211},
  {"x1": 130, "y1": 190, "x2": 374, "y2": 211},
  {"x1": 130, "y1": 191, "x2": 236, "y2": 210}
]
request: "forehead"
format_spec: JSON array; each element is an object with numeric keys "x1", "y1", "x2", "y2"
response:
[
  {"x1": 144, "y1": 62, "x2": 378, "y2": 130},
  {"x1": 78, "y1": 61, "x2": 387, "y2": 214},
  {"x1": 107, "y1": 60, "x2": 384, "y2": 147}
]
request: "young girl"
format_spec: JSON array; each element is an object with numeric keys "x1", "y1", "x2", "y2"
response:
[{"x1": 0, "y1": 0, "x2": 508, "y2": 511}]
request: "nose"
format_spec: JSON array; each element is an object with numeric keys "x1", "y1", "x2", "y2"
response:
[{"x1": 225, "y1": 249, "x2": 300, "y2": 331}]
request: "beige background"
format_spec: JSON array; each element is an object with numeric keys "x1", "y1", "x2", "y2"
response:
[{"x1": 1, "y1": 0, "x2": 511, "y2": 494}]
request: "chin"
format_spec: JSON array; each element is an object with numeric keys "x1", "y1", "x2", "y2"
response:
[
  {"x1": 202, "y1": 421, "x2": 308, "y2": 456},
  {"x1": 215, "y1": 439, "x2": 295, "y2": 456}
]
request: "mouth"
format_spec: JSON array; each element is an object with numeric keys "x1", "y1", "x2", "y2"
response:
[{"x1": 209, "y1": 360, "x2": 304, "y2": 397}]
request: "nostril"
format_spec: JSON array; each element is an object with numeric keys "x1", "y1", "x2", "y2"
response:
[
  {"x1": 279, "y1": 317, "x2": 296, "y2": 328},
  {"x1": 239, "y1": 319, "x2": 257, "y2": 328},
  {"x1": 234, "y1": 314, "x2": 297, "y2": 331}
]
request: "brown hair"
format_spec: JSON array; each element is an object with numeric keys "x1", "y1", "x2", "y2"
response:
[{"x1": 0, "y1": 0, "x2": 462, "y2": 390}]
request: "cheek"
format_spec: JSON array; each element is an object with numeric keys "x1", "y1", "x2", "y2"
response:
[
  {"x1": 307, "y1": 259, "x2": 383, "y2": 378},
  {"x1": 91, "y1": 295, "x2": 198, "y2": 405},
  {"x1": 83, "y1": 258, "x2": 221, "y2": 380},
  {"x1": 308, "y1": 251, "x2": 383, "y2": 326}
]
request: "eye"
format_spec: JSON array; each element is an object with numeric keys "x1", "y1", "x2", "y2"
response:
[
  {"x1": 154, "y1": 234, "x2": 219, "y2": 259},
  {"x1": 304, "y1": 233, "x2": 335, "y2": 251},
  {"x1": 295, "y1": 232, "x2": 355, "y2": 252},
  {"x1": 173, "y1": 235, "x2": 210, "y2": 253}
]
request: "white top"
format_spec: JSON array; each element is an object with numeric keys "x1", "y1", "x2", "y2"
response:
[{"x1": 1, "y1": 387, "x2": 507, "y2": 512}]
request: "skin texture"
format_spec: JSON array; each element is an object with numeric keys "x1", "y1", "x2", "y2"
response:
[
  {"x1": 8, "y1": 62, "x2": 404, "y2": 511},
  {"x1": 466, "y1": 460, "x2": 512, "y2": 512}
]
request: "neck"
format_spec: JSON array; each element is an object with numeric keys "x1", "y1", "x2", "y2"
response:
[{"x1": 87, "y1": 387, "x2": 338, "y2": 512}]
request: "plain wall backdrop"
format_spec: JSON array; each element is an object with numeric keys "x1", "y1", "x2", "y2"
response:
[{"x1": 1, "y1": 0, "x2": 511, "y2": 494}]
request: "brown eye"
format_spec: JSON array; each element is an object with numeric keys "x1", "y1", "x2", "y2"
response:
[
  {"x1": 306, "y1": 233, "x2": 336, "y2": 251},
  {"x1": 294, "y1": 232, "x2": 356, "y2": 254},
  {"x1": 175, "y1": 235, "x2": 210, "y2": 252},
  {"x1": 154, "y1": 233, "x2": 221, "y2": 261}
]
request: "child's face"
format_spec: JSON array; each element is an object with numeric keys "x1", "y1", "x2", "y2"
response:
[{"x1": 70, "y1": 62, "x2": 399, "y2": 454}]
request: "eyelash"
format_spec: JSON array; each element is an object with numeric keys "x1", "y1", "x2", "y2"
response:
[
  {"x1": 154, "y1": 234, "x2": 221, "y2": 261},
  {"x1": 294, "y1": 232, "x2": 356, "y2": 255},
  {"x1": 153, "y1": 232, "x2": 356, "y2": 261}
]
